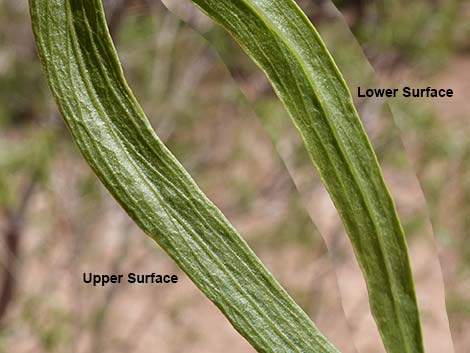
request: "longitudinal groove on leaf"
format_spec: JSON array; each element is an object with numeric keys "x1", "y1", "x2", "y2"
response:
[
  {"x1": 186, "y1": 1, "x2": 424, "y2": 353},
  {"x1": 29, "y1": 0, "x2": 340, "y2": 352}
]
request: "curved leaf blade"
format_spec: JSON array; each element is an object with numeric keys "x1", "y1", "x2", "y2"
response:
[
  {"x1": 186, "y1": 1, "x2": 424, "y2": 352},
  {"x1": 29, "y1": 0, "x2": 340, "y2": 352}
]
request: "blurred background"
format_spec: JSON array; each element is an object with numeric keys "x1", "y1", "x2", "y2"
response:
[{"x1": 0, "y1": 0, "x2": 468, "y2": 352}]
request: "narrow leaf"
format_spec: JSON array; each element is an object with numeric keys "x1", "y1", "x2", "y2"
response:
[
  {"x1": 29, "y1": 0, "x2": 340, "y2": 352},
  {"x1": 186, "y1": 1, "x2": 424, "y2": 352}
]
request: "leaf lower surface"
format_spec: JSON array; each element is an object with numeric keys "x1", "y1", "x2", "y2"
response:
[{"x1": 186, "y1": 1, "x2": 424, "y2": 352}]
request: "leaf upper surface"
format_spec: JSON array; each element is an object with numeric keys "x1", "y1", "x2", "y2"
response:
[{"x1": 29, "y1": 0, "x2": 342, "y2": 352}]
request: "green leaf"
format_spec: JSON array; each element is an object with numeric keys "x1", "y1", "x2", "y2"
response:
[
  {"x1": 29, "y1": 0, "x2": 340, "y2": 352},
  {"x1": 186, "y1": 1, "x2": 424, "y2": 352}
]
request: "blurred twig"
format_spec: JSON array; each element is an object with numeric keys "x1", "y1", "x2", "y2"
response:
[
  {"x1": 0, "y1": 175, "x2": 37, "y2": 326},
  {"x1": 107, "y1": 0, "x2": 132, "y2": 38},
  {"x1": 89, "y1": 227, "x2": 132, "y2": 353}
]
